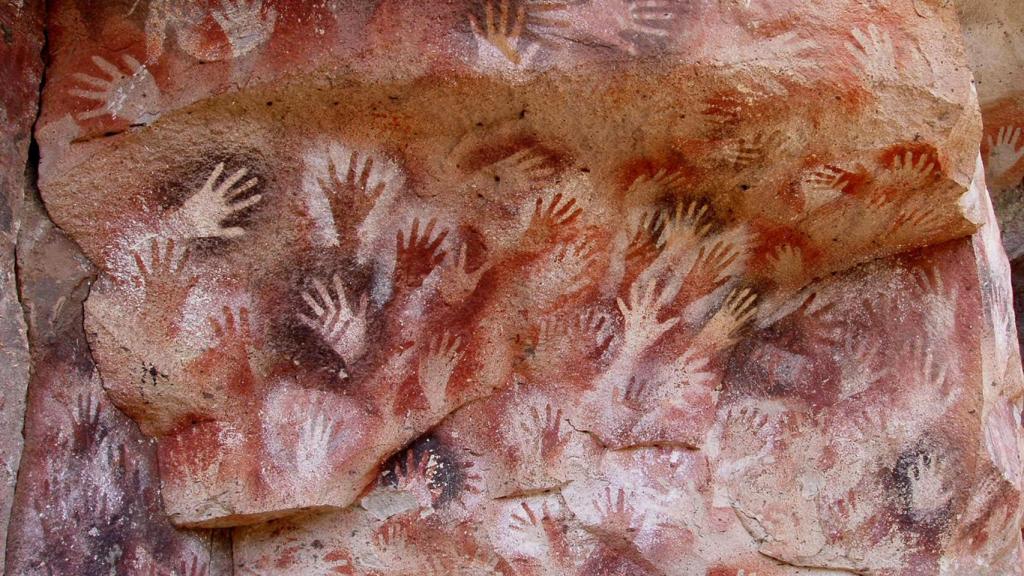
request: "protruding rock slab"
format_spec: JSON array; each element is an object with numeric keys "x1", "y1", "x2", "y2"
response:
[
  {"x1": 958, "y1": 0, "x2": 1024, "y2": 258},
  {"x1": 230, "y1": 161, "x2": 1024, "y2": 575}
]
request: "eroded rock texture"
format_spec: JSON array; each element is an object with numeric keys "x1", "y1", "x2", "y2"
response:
[
  {"x1": 958, "y1": 0, "x2": 1024, "y2": 255},
  {"x1": 957, "y1": 0, "x2": 1024, "y2": 355},
  {"x1": 5, "y1": 187, "x2": 228, "y2": 576},
  {"x1": 0, "y1": 0, "x2": 43, "y2": 570},
  {"x1": 6, "y1": 0, "x2": 1024, "y2": 574}
]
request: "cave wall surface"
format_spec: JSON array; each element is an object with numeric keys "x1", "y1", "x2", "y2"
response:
[
  {"x1": 2, "y1": 0, "x2": 1024, "y2": 575},
  {"x1": 0, "y1": 0, "x2": 43, "y2": 571},
  {"x1": 957, "y1": 0, "x2": 1024, "y2": 354}
]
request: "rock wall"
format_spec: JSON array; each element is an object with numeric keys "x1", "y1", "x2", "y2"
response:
[
  {"x1": 0, "y1": 0, "x2": 43, "y2": 570},
  {"x1": 5, "y1": 180, "x2": 227, "y2": 575},
  {"x1": 1, "y1": 1, "x2": 1023, "y2": 575},
  {"x1": 957, "y1": 0, "x2": 1024, "y2": 355}
]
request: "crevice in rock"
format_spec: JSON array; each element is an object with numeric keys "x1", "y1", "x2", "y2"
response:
[
  {"x1": 538, "y1": 32, "x2": 618, "y2": 52},
  {"x1": 492, "y1": 481, "x2": 573, "y2": 501},
  {"x1": 609, "y1": 441, "x2": 701, "y2": 453},
  {"x1": 3, "y1": 7, "x2": 48, "y2": 571},
  {"x1": 563, "y1": 417, "x2": 610, "y2": 450},
  {"x1": 732, "y1": 503, "x2": 866, "y2": 576},
  {"x1": 2, "y1": 13, "x2": 230, "y2": 573},
  {"x1": 755, "y1": 549, "x2": 865, "y2": 576},
  {"x1": 67, "y1": 122, "x2": 154, "y2": 145}
]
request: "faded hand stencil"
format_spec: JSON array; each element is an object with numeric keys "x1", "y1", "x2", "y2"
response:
[
  {"x1": 24, "y1": 0, "x2": 1024, "y2": 575},
  {"x1": 146, "y1": 0, "x2": 277, "y2": 62}
]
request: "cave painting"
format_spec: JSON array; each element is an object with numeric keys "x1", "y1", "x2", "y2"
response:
[{"x1": 27, "y1": 0, "x2": 1024, "y2": 574}]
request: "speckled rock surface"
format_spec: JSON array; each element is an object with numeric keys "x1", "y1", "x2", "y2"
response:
[
  {"x1": 0, "y1": 0, "x2": 43, "y2": 570},
  {"x1": 3, "y1": 1, "x2": 1023, "y2": 575},
  {"x1": 956, "y1": 0, "x2": 1024, "y2": 360},
  {"x1": 958, "y1": 0, "x2": 1024, "y2": 258},
  {"x1": 4, "y1": 187, "x2": 228, "y2": 576}
]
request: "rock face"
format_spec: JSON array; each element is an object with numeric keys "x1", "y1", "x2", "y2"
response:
[
  {"x1": 3, "y1": 5, "x2": 227, "y2": 575},
  {"x1": 957, "y1": 0, "x2": 1024, "y2": 355},
  {"x1": 4, "y1": 186, "x2": 226, "y2": 576},
  {"x1": 2, "y1": 0, "x2": 1023, "y2": 574},
  {"x1": 958, "y1": 0, "x2": 1024, "y2": 257},
  {"x1": 0, "y1": 0, "x2": 44, "y2": 570}
]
